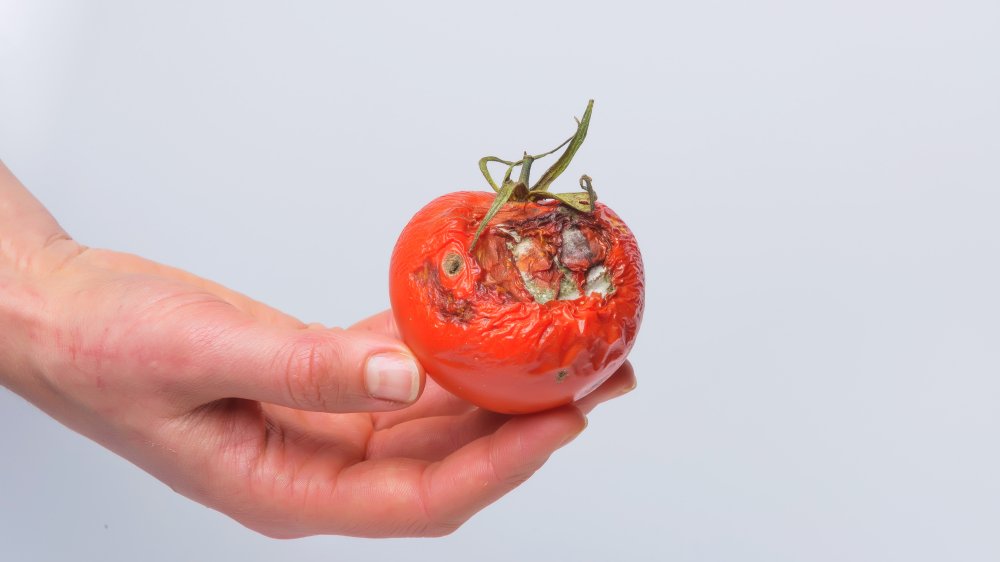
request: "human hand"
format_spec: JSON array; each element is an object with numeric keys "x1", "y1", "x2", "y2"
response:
[{"x1": 0, "y1": 163, "x2": 637, "y2": 538}]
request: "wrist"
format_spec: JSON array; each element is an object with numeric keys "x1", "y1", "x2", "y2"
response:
[
  {"x1": 0, "y1": 162, "x2": 82, "y2": 399},
  {"x1": 0, "y1": 270, "x2": 49, "y2": 396}
]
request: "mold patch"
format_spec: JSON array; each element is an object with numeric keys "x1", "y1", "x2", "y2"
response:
[
  {"x1": 584, "y1": 264, "x2": 614, "y2": 297},
  {"x1": 472, "y1": 209, "x2": 614, "y2": 305}
]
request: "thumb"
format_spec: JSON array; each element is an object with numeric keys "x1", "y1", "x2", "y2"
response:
[{"x1": 191, "y1": 323, "x2": 425, "y2": 413}]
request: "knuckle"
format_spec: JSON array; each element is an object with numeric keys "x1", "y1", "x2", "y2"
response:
[
  {"x1": 282, "y1": 332, "x2": 346, "y2": 411},
  {"x1": 501, "y1": 468, "x2": 535, "y2": 488},
  {"x1": 488, "y1": 434, "x2": 539, "y2": 487}
]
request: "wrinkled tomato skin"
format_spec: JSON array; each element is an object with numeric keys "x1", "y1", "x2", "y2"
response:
[{"x1": 389, "y1": 191, "x2": 644, "y2": 414}]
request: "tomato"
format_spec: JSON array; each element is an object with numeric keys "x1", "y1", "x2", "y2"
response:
[{"x1": 388, "y1": 101, "x2": 644, "y2": 414}]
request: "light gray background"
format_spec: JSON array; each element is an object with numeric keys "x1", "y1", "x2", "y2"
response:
[{"x1": 2, "y1": 1, "x2": 998, "y2": 560}]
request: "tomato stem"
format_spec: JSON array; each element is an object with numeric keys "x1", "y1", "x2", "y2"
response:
[
  {"x1": 471, "y1": 100, "x2": 599, "y2": 251},
  {"x1": 530, "y1": 100, "x2": 594, "y2": 193},
  {"x1": 518, "y1": 152, "x2": 535, "y2": 187}
]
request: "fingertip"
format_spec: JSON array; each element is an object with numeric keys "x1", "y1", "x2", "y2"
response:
[
  {"x1": 364, "y1": 351, "x2": 424, "y2": 405},
  {"x1": 573, "y1": 361, "x2": 637, "y2": 415},
  {"x1": 616, "y1": 362, "x2": 637, "y2": 396},
  {"x1": 558, "y1": 407, "x2": 588, "y2": 448}
]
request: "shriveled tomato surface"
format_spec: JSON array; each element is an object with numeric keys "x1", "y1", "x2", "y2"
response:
[
  {"x1": 389, "y1": 100, "x2": 643, "y2": 413},
  {"x1": 390, "y1": 191, "x2": 644, "y2": 414}
]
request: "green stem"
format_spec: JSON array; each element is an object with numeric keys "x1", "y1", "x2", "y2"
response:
[
  {"x1": 470, "y1": 100, "x2": 597, "y2": 251},
  {"x1": 530, "y1": 99, "x2": 593, "y2": 193},
  {"x1": 518, "y1": 152, "x2": 534, "y2": 187},
  {"x1": 469, "y1": 179, "x2": 518, "y2": 251},
  {"x1": 479, "y1": 156, "x2": 516, "y2": 192}
]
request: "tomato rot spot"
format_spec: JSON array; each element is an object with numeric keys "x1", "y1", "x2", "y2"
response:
[
  {"x1": 471, "y1": 209, "x2": 615, "y2": 305},
  {"x1": 443, "y1": 252, "x2": 463, "y2": 277}
]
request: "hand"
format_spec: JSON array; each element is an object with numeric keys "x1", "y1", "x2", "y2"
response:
[{"x1": 0, "y1": 162, "x2": 637, "y2": 538}]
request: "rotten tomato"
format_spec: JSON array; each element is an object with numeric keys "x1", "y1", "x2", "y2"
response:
[{"x1": 389, "y1": 101, "x2": 644, "y2": 414}]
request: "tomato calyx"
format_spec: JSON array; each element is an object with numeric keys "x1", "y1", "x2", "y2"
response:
[{"x1": 471, "y1": 100, "x2": 599, "y2": 251}]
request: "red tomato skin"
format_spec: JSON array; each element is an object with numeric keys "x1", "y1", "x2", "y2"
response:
[{"x1": 389, "y1": 191, "x2": 644, "y2": 414}]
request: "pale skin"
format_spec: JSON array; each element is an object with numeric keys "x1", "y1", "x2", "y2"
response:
[{"x1": 0, "y1": 161, "x2": 636, "y2": 538}]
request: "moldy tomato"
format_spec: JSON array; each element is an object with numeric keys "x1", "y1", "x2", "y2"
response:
[{"x1": 390, "y1": 101, "x2": 644, "y2": 414}]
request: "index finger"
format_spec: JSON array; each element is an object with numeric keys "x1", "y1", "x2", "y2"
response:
[
  {"x1": 305, "y1": 405, "x2": 586, "y2": 537},
  {"x1": 349, "y1": 310, "x2": 400, "y2": 338}
]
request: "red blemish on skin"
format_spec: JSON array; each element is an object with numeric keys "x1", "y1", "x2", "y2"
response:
[
  {"x1": 48, "y1": 321, "x2": 121, "y2": 392},
  {"x1": 66, "y1": 329, "x2": 78, "y2": 364}
]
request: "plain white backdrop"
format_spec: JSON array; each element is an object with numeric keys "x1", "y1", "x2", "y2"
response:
[{"x1": 2, "y1": 1, "x2": 998, "y2": 560}]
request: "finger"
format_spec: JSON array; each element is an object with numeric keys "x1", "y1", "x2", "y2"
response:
[
  {"x1": 374, "y1": 361, "x2": 635, "y2": 430},
  {"x1": 75, "y1": 248, "x2": 306, "y2": 328},
  {"x1": 349, "y1": 310, "x2": 474, "y2": 428},
  {"x1": 348, "y1": 310, "x2": 400, "y2": 339},
  {"x1": 258, "y1": 403, "x2": 372, "y2": 459},
  {"x1": 573, "y1": 361, "x2": 636, "y2": 415},
  {"x1": 420, "y1": 405, "x2": 586, "y2": 534},
  {"x1": 304, "y1": 405, "x2": 585, "y2": 537},
  {"x1": 349, "y1": 310, "x2": 477, "y2": 427},
  {"x1": 366, "y1": 409, "x2": 510, "y2": 462},
  {"x1": 186, "y1": 321, "x2": 425, "y2": 413},
  {"x1": 0, "y1": 162, "x2": 69, "y2": 253},
  {"x1": 370, "y1": 376, "x2": 475, "y2": 429}
]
